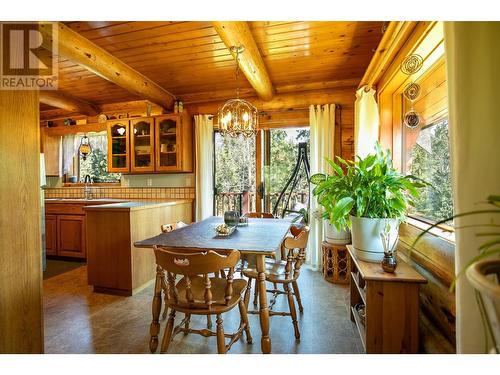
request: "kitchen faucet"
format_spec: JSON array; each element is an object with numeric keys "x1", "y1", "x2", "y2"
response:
[{"x1": 84, "y1": 174, "x2": 93, "y2": 200}]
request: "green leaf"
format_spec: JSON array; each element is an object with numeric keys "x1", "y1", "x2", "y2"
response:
[{"x1": 310, "y1": 173, "x2": 326, "y2": 185}]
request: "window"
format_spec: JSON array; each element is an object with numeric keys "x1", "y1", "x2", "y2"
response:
[
  {"x1": 77, "y1": 132, "x2": 121, "y2": 183},
  {"x1": 263, "y1": 127, "x2": 310, "y2": 215},
  {"x1": 62, "y1": 131, "x2": 121, "y2": 183},
  {"x1": 214, "y1": 132, "x2": 256, "y2": 215},
  {"x1": 403, "y1": 118, "x2": 453, "y2": 224}
]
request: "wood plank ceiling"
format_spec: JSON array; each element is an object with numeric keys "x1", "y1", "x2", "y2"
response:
[{"x1": 40, "y1": 21, "x2": 384, "y2": 113}]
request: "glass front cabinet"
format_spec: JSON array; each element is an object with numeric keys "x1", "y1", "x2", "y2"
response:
[
  {"x1": 106, "y1": 113, "x2": 193, "y2": 174},
  {"x1": 130, "y1": 117, "x2": 155, "y2": 173},
  {"x1": 107, "y1": 120, "x2": 130, "y2": 173}
]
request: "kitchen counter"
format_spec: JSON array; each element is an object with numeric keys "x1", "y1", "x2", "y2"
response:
[
  {"x1": 45, "y1": 198, "x2": 129, "y2": 204},
  {"x1": 84, "y1": 199, "x2": 192, "y2": 211},
  {"x1": 85, "y1": 198, "x2": 193, "y2": 295}
]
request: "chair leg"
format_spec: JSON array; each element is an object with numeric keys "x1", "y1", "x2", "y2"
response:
[
  {"x1": 206, "y1": 315, "x2": 212, "y2": 329},
  {"x1": 253, "y1": 278, "x2": 259, "y2": 306},
  {"x1": 292, "y1": 280, "x2": 304, "y2": 313},
  {"x1": 216, "y1": 314, "x2": 226, "y2": 354},
  {"x1": 238, "y1": 300, "x2": 253, "y2": 344},
  {"x1": 162, "y1": 302, "x2": 168, "y2": 320},
  {"x1": 184, "y1": 313, "x2": 191, "y2": 334},
  {"x1": 160, "y1": 309, "x2": 176, "y2": 353},
  {"x1": 243, "y1": 278, "x2": 252, "y2": 310},
  {"x1": 284, "y1": 283, "x2": 300, "y2": 341}
]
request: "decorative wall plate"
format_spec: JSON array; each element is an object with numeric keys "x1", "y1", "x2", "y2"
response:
[{"x1": 97, "y1": 114, "x2": 108, "y2": 123}]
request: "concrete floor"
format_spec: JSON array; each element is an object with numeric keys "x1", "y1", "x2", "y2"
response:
[{"x1": 43, "y1": 265, "x2": 363, "y2": 354}]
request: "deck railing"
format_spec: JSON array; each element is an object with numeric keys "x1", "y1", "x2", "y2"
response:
[{"x1": 214, "y1": 190, "x2": 308, "y2": 217}]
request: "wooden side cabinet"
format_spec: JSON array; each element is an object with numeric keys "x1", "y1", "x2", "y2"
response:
[
  {"x1": 347, "y1": 245, "x2": 427, "y2": 353},
  {"x1": 45, "y1": 214, "x2": 58, "y2": 256},
  {"x1": 57, "y1": 215, "x2": 86, "y2": 258}
]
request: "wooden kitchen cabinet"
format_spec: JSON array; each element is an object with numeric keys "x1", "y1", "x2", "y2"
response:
[
  {"x1": 154, "y1": 112, "x2": 193, "y2": 173},
  {"x1": 105, "y1": 113, "x2": 193, "y2": 174},
  {"x1": 130, "y1": 117, "x2": 155, "y2": 173},
  {"x1": 57, "y1": 215, "x2": 86, "y2": 258},
  {"x1": 42, "y1": 130, "x2": 62, "y2": 176},
  {"x1": 107, "y1": 120, "x2": 130, "y2": 173},
  {"x1": 45, "y1": 214, "x2": 58, "y2": 256}
]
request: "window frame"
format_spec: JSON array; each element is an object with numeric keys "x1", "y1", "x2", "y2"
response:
[
  {"x1": 74, "y1": 131, "x2": 121, "y2": 185},
  {"x1": 377, "y1": 22, "x2": 455, "y2": 244}
]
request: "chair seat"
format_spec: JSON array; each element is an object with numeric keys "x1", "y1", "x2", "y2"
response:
[
  {"x1": 167, "y1": 276, "x2": 247, "y2": 314},
  {"x1": 242, "y1": 258, "x2": 296, "y2": 283}
]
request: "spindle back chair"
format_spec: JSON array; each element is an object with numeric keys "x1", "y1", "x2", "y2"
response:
[
  {"x1": 242, "y1": 225, "x2": 310, "y2": 340},
  {"x1": 153, "y1": 246, "x2": 252, "y2": 354}
]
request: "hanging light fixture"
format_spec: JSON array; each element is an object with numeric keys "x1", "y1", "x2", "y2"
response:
[
  {"x1": 218, "y1": 46, "x2": 258, "y2": 138},
  {"x1": 79, "y1": 134, "x2": 92, "y2": 161}
]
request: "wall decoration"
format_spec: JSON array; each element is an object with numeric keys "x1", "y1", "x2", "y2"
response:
[{"x1": 400, "y1": 54, "x2": 423, "y2": 129}]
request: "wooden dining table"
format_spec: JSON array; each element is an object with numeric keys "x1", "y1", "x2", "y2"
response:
[{"x1": 134, "y1": 215, "x2": 292, "y2": 354}]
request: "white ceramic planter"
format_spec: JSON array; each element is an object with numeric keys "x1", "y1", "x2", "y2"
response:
[
  {"x1": 350, "y1": 216, "x2": 399, "y2": 263},
  {"x1": 324, "y1": 221, "x2": 351, "y2": 245}
]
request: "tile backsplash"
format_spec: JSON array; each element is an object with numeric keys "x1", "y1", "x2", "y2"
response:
[{"x1": 44, "y1": 186, "x2": 195, "y2": 200}]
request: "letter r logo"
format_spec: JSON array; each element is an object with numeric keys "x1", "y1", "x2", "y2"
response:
[{"x1": 1, "y1": 23, "x2": 53, "y2": 76}]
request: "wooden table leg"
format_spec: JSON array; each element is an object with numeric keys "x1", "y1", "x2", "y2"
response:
[
  {"x1": 256, "y1": 254, "x2": 271, "y2": 354},
  {"x1": 149, "y1": 265, "x2": 164, "y2": 353}
]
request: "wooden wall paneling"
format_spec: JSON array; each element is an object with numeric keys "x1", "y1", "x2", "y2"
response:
[
  {"x1": 40, "y1": 22, "x2": 383, "y2": 108},
  {"x1": 39, "y1": 91, "x2": 100, "y2": 116},
  {"x1": 0, "y1": 90, "x2": 43, "y2": 353},
  {"x1": 39, "y1": 22, "x2": 176, "y2": 110}
]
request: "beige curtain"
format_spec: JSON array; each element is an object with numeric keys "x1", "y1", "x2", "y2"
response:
[
  {"x1": 308, "y1": 104, "x2": 336, "y2": 270},
  {"x1": 354, "y1": 87, "x2": 379, "y2": 158},
  {"x1": 194, "y1": 115, "x2": 214, "y2": 221},
  {"x1": 444, "y1": 22, "x2": 500, "y2": 353}
]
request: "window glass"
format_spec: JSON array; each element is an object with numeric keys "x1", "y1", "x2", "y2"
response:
[
  {"x1": 77, "y1": 131, "x2": 121, "y2": 183},
  {"x1": 404, "y1": 118, "x2": 453, "y2": 223},
  {"x1": 264, "y1": 128, "x2": 310, "y2": 217}
]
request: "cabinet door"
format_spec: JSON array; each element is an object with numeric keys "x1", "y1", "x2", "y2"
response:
[
  {"x1": 155, "y1": 115, "x2": 181, "y2": 172},
  {"x1": 45, "y1": 214, "x2": 58, "y2": 256},
  {"x1": 130, "y1": 117, "x2": 155, "y2": 173},
  {"x1": 43, "y1": 131, "x2": 62, "y2": 176},
  {"x1": 57, "y1": 215, "x2": 86, "y2": 258},
  {"x1": 107, "y1": 120, "x2": 130, "y2": 173}
]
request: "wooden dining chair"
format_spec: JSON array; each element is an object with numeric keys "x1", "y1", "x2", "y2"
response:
[
  {"x1": 160, "y1": 222, "x2": 214, "y2": 329},
  {"x1": 242, "y1": 225, "x2": 309, "y2": 340},
  {"x1": 153, "y1": 246, "x2": 252, "y2": 354}
]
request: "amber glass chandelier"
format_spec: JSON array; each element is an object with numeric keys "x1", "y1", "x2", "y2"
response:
[{"x1": 218, "y1": 46, "x2": 258, "y2": 138}]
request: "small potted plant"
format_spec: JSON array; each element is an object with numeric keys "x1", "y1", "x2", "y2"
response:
[{"x1": 311, "y1": 142, "x2": 426, "y2": 262}]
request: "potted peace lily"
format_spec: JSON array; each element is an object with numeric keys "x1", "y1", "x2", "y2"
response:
[{"x1": 311, "y1": 142, "x2": 426, "y2": 262}]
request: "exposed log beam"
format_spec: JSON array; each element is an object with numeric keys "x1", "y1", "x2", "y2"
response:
[
  {"x1": 39, "y1": 91, "x2": 100, "y2": 116},
  {"x1": 39, "y1": 22, "x2": 175, "y2": 110},
  {"x1": 180, "y1": 78, "x2": 359, "y2": 104},
  {"x1": 213, "y1": 21, "x2": 274, "y2": 101},
  {"x1": 187, "y1": 87, "x2": 356, "y2": 115}
]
